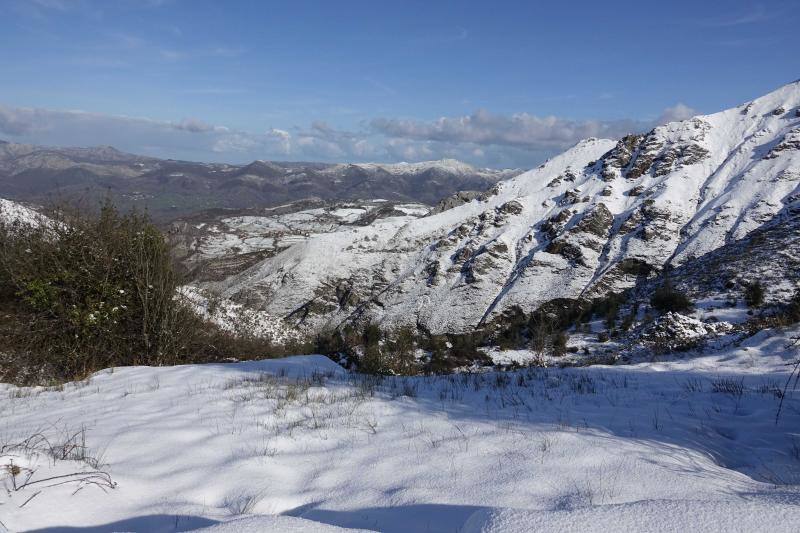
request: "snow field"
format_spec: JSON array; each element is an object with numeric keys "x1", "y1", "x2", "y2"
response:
[{"x1": 2, "y1": 328, "x2": 800, "y2": 532}]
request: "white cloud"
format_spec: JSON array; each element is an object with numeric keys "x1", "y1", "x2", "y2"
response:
[
  {"x1": 696, "y1": 3, "x2": 773, "y2": 27},
  {"x1": 0, "y1": 100, "x2": 701, "y2": 168},
  {"x1": 656, "y1": 103, "x2": 698, "y2": 125},
  {"x1": 369, "y1": 103, "x2": 699, "y2": 165},
  {"x1": 171, "y1": 118, "x2": 214, "y2": 133},
  {"x1": 0, "y1": 106, "x2": 39, "y2": 135},
  {"x1": 371, "y1": 110, "x2": 643, "y2": 151},
  {"x1": 211, "y1": 133, "x2": 259, "y2": 154},
  {"x1": 211, "y1": 129, "x2": 291, "y2": 156}
]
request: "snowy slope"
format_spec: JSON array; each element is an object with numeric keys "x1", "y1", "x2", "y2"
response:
[
  {"x1": 206, "y1": 81, "x2": 800, "y2": 335},
  {"x1": 637, "y1": 194, "x2": 800, "y2": 307},
  {"x1": 169, "y1": 200, "x2": 430, "y2": 282},
  {"x1": 0, "y1": 198, "x2": 44, "y2": 228},
  {"x1": 2, "y1": 332, "x2": 800, "y2": 532}
]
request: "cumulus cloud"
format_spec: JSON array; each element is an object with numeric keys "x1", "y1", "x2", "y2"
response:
[
  {"x1": 293, "y1": 121, "x2": 380, "y2": 160},
  {"x1": 0, "y1": 100, "x2": 701, "y2": 168},
  {"x1": 0, "y1": 106, "x2": 38, "y2": 135},
  {"x1": 171, "y1": 117, "x2": 215, "y2": 133},
  {"x1": 371, "y1": 110, "x2": 643, "y2": 151},
  {"x1": 656, "y1": 103, "x2": 698, "y2": 125},
  {"x1": 369, "y1": 103, "x2": 700, "y2": 165},
  {"x1": 212, "y1": 128, "x2": 291, "y2": 155},
  {"x1": 0, "y1": 105, "x2": 239, "y2": 160},
  {"x1": 211, "y1": 132, "x2": 260, "y2": 153},
  {"x1": 384, "y1": 138, "x2": 436, "y2": 161}
]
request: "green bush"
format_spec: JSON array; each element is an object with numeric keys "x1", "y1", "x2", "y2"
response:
[
  {"x1": 551, "y1": 331, "x2": 569, "y2": 357},
  {"x1": 385, "y1": 326, "x2": 418, "y2": 374},
  {"x1": 0, "y1": 202, "x2": 275, "y2": 384},
  {"x1": 784, "y1": 290, "x2": 800, "y2": 323},
  {"x1": 316, "y1": 323, "x2": 425, "y2": 375},
  {"x1": 744, "y1": 281, "x2": 765, "y2": 308},
  {"x1": 650, "y1": 284, "x2": 693, "y2": 314},
  {"x1": 423, "y1": 335, "x2": 450, "y2": 374},
  {"x1": 495, "y1": 306, "x2": 527, "y2": 350}
]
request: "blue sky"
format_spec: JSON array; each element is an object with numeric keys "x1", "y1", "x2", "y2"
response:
[{"x1": 0, "y1": 0, "x2": 798, "y2": 168}]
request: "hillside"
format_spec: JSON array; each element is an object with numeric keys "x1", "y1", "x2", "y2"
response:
[
  {"x1": 198, "y1": 81, "x2": 800, "y2": 337},
  {"x1": 168, "y1": 200, "x2": 431, "y2": 282}
]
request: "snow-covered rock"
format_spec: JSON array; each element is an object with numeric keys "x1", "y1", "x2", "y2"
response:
[{"x1": 640, "y1": 312, "x2": 733, "y2": 351}]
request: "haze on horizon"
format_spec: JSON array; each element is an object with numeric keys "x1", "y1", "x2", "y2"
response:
[{"x1": 0, "y1": 0, "x2": 798, "y2": 168}]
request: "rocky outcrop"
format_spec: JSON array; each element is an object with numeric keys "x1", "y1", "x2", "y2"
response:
[
  {"x1": 765, "y1": 128, "x2": 800, "y2": 159},
  {"x1": 576, "y1": 203, "x2": 613, "y2": 237},
  {"x1": 640, "y1": 312, "x2": 732, "y2": 352},
  {"x1": 428, "y1": 190, "x2": 483, "y2": 215}
]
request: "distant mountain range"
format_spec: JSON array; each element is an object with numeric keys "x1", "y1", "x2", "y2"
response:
[{"x1": 0, "y1": 141, "x2": 520, "y2": 221}]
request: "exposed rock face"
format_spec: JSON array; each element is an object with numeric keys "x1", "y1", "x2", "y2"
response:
[
  {"x1": 428, "y1": 191, "x2": 483, "y2": 215},
  {"x1": 497, "y1": 200, "x2": 524, "y2": 216},
  {"x1": 195, "y1": 81, "x2": 800, "y2": 336},
  {"x1": 766, "y1": 128, "x2": 800, "y2": 159},
  {"x1": 601, "y1": 134, "x2": 644, "y2": 180},
  {"x1": 544, "y1": 240, "x2": 585, "y2": 265},
  {"x1": 576, "y1": 203, "x2": 613, "y2": 237}
]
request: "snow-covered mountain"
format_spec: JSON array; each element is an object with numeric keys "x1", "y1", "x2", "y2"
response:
[{"x1": 203, "y1": 81, "x2": 800, "y2": 336}]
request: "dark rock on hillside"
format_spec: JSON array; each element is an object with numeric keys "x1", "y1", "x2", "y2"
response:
[
  {"x1": 429, "y1": 191, "x2": 483, "y2": 215},
  {"x1": 576, "y1": 203, "x2": 613, "y2": 237}
]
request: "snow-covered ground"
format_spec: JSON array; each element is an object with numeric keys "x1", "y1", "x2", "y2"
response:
[
  {"x1": 0, "y1": 198, "x2": 45, "y2": 228},
  {"x1": 2, "y1": 327, "x2": 800, "y2": 532}
]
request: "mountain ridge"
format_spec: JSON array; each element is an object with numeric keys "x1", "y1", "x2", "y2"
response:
[
  {"x1": 200, "y1": 80, "x2": 800, "y2": 336},
  {"x1": 0, "y1": 142, "x2": 520, "y2": 220}
]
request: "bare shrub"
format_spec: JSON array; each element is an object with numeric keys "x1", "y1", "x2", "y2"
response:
[
  {"x1": 1, "y1": 426, "x2": 116, "y2": 508},
  {"x1": 222, "y1": 490, "x2": 264, "y2": 515},
  {"x1": 710, "y1": 377, "x2": 745, "y2": 398}
]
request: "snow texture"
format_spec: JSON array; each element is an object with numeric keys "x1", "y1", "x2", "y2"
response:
[
  {"x1": 2, "y1": 327, "x2": 800, "y2": 532},
  {"x1": 0, "y1": 198, "x2": 43, "y2": 228}
]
